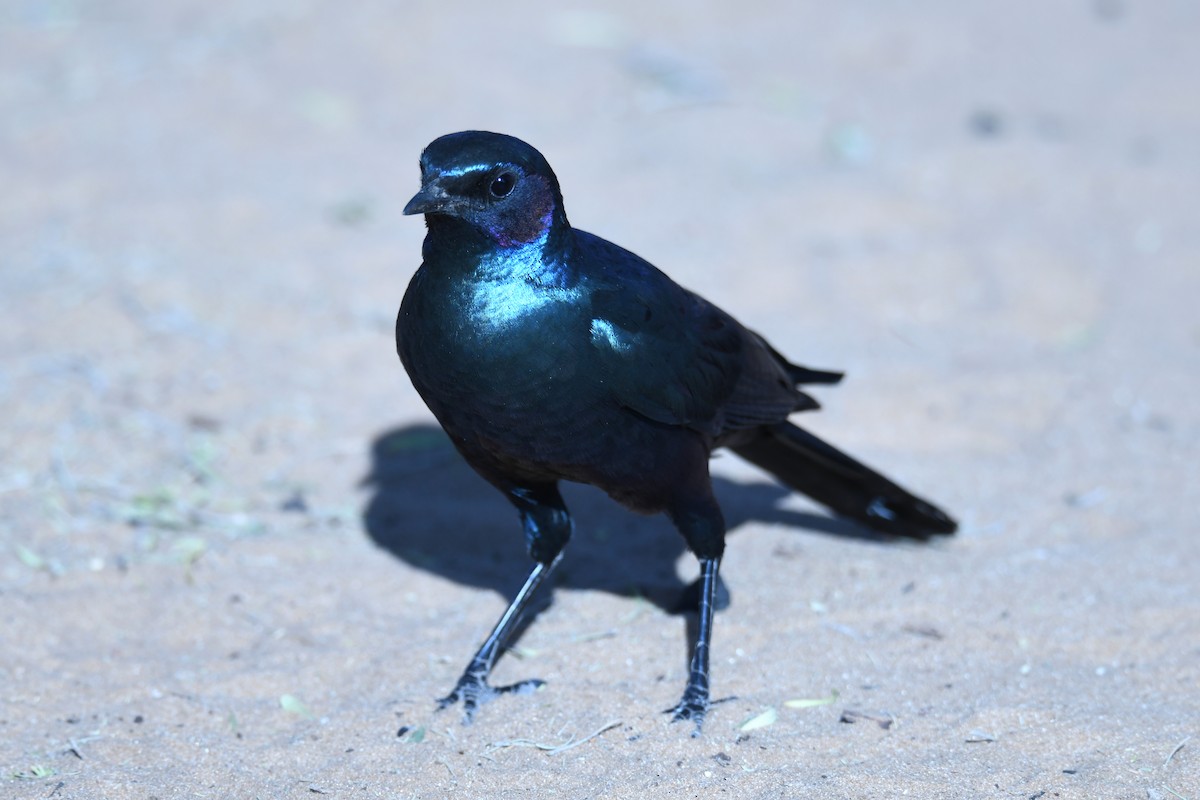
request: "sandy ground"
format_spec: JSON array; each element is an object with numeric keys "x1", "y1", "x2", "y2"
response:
[{"x1": 2, "y1": 2, "x2": 1198, "y2": 798}]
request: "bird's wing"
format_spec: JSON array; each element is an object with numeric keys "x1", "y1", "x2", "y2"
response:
[{"x1": 578, "y1": 231, "x2": 811, "y2": 437}]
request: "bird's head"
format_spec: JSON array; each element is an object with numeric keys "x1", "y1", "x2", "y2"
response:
[{"x1": 403, "y1": 131, "x2": 569, "y2": 248}]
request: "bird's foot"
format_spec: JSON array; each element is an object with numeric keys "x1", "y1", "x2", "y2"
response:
[
  {"x1": 436, "y1": 666, "x2": 544, "y2": 723},
  {"x1": 667, "y1": 685, "x2": 711, "y2": 737}
]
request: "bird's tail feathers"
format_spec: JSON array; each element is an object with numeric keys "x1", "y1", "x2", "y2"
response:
[
  {"x1": 756, "y1": 336, "x2": 844, "y2": 388},
  {"x1": 785, "y1": 364, "x2": 844, "y2": 386},
  {"x1": 732, "y1": 422, "x2": 957, "y2": 539}
]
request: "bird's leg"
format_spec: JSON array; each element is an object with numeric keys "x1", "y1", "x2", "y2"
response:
[
  {"x1": 665, "y1": 475, "x2": 727, "y2": 735},
  {"x1": 437, "y1": 483, "x2": 572, "y2": 722},
  {"x1": 670, "y1": 556, "x2": 720, "y2": 734},
  {"x1": 437, "y1": 553, "x2": 561, "y2": 719}
]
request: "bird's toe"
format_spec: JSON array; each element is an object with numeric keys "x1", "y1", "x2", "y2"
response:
[
  {"x1": 667, "y1": 690, "x2": 710, "y2": 736},
  {"x1": 436, "y1": 671, "x2": 545, "y2": 724}
]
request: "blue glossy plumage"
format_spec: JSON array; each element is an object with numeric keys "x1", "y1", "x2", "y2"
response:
[{"x1": 395, "y1": 130, "x2": 956, "y2": 732}]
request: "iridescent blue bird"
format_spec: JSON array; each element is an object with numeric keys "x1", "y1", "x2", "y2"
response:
[{"x1": 396, "y1": 131, "x2": 956, "y2": 734}]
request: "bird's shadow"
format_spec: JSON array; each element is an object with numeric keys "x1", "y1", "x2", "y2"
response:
[{"x1": 361, "y1": 424, "x2": 888, "y2": 618}]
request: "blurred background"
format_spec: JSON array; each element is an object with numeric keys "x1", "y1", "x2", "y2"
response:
[{"x1": 1, "y1": 1, "x2": 1197, "y2": 797}]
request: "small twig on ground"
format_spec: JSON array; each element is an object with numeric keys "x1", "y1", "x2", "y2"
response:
[
  {"x1": 1163, "y1": 736, "x2": 1189, "y2": 769},
  {"x1": 488, "y1": 719, "x2": 621, "y2": 756},
  {"x1": 569, "y1": 629, "x2": 617, "y2": 644},
  {"x1": 839, "y1": 709, "x2": 894, "y2": 730},
  {"x1": 619, "y1": 592, "x2": 653, "y2": 624},
  {"x1": 62, "y1": 734, "x2": 99, "y2": 760}
]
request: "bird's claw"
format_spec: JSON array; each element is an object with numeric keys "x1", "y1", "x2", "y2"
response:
[
  {"x1": 667, "y1": 687, "x2": 710, "y2": 737},
  {"x1": 436, "y1": 668, "x2": 544, "y2": 723}
]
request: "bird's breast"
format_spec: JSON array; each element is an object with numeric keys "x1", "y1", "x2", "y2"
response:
[
  {"x1": 399, "y1": 268, "x2": 595, "y2": 417},
  {"x1": 466, "y1": 278, "x2": 584, "y2": 336}
]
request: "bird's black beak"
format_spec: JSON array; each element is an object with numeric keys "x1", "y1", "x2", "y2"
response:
[{"x1": 403, "y1": 181, "x2": 449, "y2": 216}]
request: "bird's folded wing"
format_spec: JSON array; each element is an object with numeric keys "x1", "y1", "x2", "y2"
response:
[
  {"x1": 588, "y1": 280, "x2": 740, "y2": 434},
  {"x1": 587, "y1": 277, "x2": 809, "y2": 438}
]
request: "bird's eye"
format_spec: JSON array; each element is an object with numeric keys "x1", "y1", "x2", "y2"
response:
[{"x1": 489, "y1": 172, "x2": 516, "y2": 198}]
